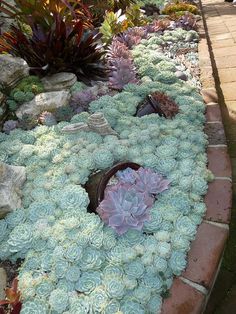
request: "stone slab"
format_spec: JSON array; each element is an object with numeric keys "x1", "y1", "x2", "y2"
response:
[
  {"x1": 205, "y1": 179, "x2": 232, "y2": 224},
  {"x1": 211, "y1": 38, "x2": 235, "y2": 48},
  {"x1": 221, "y1": 82, "x2": 236, "y2": 101},
  {"x1": 204, "y1": 122, "x2": 226, "y2": 145},
  {"x1": 201, "y1": 88, "x2": 218, "y2": 103},
  {"x1": 206, "y1": 104, "x2": 222, "y2": 122},
  {"x1": 182, "y1": 222, "x2": 229, "y2": 289},
  {"x1": 215, "y1": 56, "x2": 236, "y2": 69},
  {"x1": 161, "y1": 278, "x2": 205, "y2": 314},
  {"x1": 207, "y1": 146, "x2": 232, "y2": 177},
  {"x1": 218, "y1": 68, "x2": 236, "y2": 84}
]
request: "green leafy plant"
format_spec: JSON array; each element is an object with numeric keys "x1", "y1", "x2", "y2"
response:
[
  {"x1": 161, "y1": 1, "x2": 199, "y2": 15},
  {"x1": 0, "y1": 278, "x2": 22, "y2": 314},
  {"x1": 83, "y1": 0, "x2": 137, "y2": 26},
  {"x1": 100, "y1": 5, "x2": 147, "y2": 44}
]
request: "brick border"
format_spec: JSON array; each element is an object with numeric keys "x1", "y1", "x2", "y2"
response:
[{"x1": 161, "y1": 7, "x2": 232, "y2": 314}]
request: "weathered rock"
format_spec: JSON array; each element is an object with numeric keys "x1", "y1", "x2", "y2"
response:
[
  {"x1": 16, "y1": 90, "x2": 71, "y2": 119},
  {"x1": 175, "y1": 70, "x2": 188, "y2": 81},
  {"x1": 62, "y1": 112, "x2": 118, "y2": 136},
  {"x1": 0, "y1": 55, "x2": 29, "y2": 90},
  {"x1": 0, "y1": 268, "x2": 7, "y2": 300},
  {"x1": 0, "y1": 92, "x2": 7, "y2": 120},
  {"x1": 0, "y1": 162, "x2": 26, "y2": 218},
  {"x1": 42, "y1": 72, "x2": 77, "y2": 91}
]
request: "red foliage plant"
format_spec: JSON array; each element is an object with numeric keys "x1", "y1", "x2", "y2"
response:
[{"x1": 0, "y1": 278, "x2": 22, "y2": 314}]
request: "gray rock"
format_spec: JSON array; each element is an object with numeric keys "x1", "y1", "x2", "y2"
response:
[
  {"x1": 0, "y1": 268, "x2": 7, "y2": 300},
  {"x1": 0, "y1": 162, "x2": 26, "y2": 218},
  {"x1": 0, "y1": 0, "x2": 15, "y2": 33},
  {"x1": 0, "y1": 92, "x2": 7, "y2": 119},
  {"x1": 42, "y1": 72, "x2": 77, "y2": 92},
  {"x1": 16, "y1": 90, "x2": 71, "y2": 119},
  {"x1": 0, "y1": 55, "x2": 29, "y2": 89},
  {"x1": 175, "y1": 70, "x2": 188, "y2": 81}
]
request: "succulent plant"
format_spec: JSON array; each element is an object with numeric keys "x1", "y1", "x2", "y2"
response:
[
  {"x1": 70, "y1": 89, "x2": 97, "y2": 113},
  {"x1": 3, "y1": 120, "x2": 19, "y2": 134},
  {"x1": 161, "y1": 2, "x2": 199, "y2": 15},
  {"x1": 146, "y1": 19, "x2": 171, "y2": 33},
  {"x1": 107, "y1": 40, "x2": 131, "y2": 63},
  {"x1": 38, "y1": 111, "x2": 57, "y2": 126},
  {"x1": 54, "y1": 106, "x2": 74, "y2": 122},
  {"x1": 97, "y1": 182, "x2": 153, "y2": 234},
  {"x1": 116, "y1": 27, "x2": 147, "y2": 48},
  {"x1": 171, "y1": 12, "x2": 198, "y2": 31},
  {"x1": 18, "y1": 114, "x2": 38, "y2": 130},
  {"x1": 148, "y1": 92, "x2": 179, "y2": 119},
  {"x1": 109, "y1": 58, "x2": 138, "y2": 90},
  {"x1": 134, "y1": 167, "x2": 170, "y2": 196}
]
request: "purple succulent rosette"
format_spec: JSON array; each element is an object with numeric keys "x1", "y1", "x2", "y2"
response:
[
  {"x1": 97, "y1": 167, "x2": 170, "y2": 234},
  {"x1": 134, "y1": 167, "x2": 170, "y2": 195},
  {"x1": 97, "y1": 182, "x2": 153, "y2": 235}
]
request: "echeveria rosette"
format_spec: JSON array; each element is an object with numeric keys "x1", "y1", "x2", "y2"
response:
[
  {"x1": 97, "y1": 183, "x2": 153, "y2": 235},
  {"x1": 20, "y1": 299, "x2": 49, "y2": 314}
]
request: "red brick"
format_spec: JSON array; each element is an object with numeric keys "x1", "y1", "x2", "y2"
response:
[
  {"x1": 161, "y1": 278, "x2": 205, "y2": 314},
  {"x1": 201, "y1": 88, "x2": 218, "y2": 104},
  {"x1": 207, "y1": 146, "x2": 232, "y2": 177},
  {"x1": 206, "y1": 104, "x2": 222, "y2": 122},
  {"x1": 204, "y1": 179, "x2": 232, "y2": 223},
  {"x1": 182, "y1": 222, "x2": 229, "y2": 289}
]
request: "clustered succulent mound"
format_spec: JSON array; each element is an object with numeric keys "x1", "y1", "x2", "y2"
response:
[
  {"x1": 162, "y1": 2, "x2": 199, "y2": 15},
  {"x1": 6, "y1": 76, "x2": 44, "y2": 112},
  {"x1": 97, "y1": 167, "x2": 170, "y2": 234},
  {"x1": 171, "y1": 12, "x2": 198, "y2": 31},
  {"x1": 0, "y1": 7, "x2": 211, "y2": 314}
]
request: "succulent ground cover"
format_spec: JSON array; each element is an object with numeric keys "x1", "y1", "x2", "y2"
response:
[{"x1": 0, "y1": 1, "x2": 211, "y2": 313}]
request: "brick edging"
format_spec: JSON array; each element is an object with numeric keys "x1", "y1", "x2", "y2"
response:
[{"x1": 161, "y1": 7, "x2": 232, "y2": 314}]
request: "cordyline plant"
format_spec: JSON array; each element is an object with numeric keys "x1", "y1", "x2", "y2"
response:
[
  {"x1": 0, "y1": 1, "x2": 107, "y2": 83},
  {"x1": 0, "y1": 0, "x2": 93, "y2": 29},
  {"x1": 97, "y1": 167, "x2": 170, "y2": 234},
  {"x1": 0, "y1": 278, "x2": 22, "y2": 314}
]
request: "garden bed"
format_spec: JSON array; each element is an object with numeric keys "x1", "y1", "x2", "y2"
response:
[{"x1": 0, "y1": 0, "x2": 232, "y2": 313}]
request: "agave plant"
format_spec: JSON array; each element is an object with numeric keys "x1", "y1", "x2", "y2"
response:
[
  {"x1": 0, "y1": 278, "x2": 22, "y2": 314},
  {"x1": 97, "y1": 182, "x2": 153, "y2": 235}
]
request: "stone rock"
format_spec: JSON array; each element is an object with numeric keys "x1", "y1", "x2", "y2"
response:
[
  {"x1": 0, "y1": 55, "x2": 29, "y2": 90},
  {"x1": 0, "y1": 92, "x2": 7, "y2": 120},
  {"x1": 0, "y1": 162, "x2": 26, "y2": 218},
  {"x1": 16, "y1": 90, "x2": 71, "y2": 119},
  {"x1": 42, "y1": 72, "x2": 77, "y2": 92},
  {"x1": 62, "y1": 112, "x2": 118, "y2": 136},
  {"x1": 175, "y1": 70, "x2": 188, "y2": 81},
  {"x1": 0, "y1": 268, "x2": 7, "y2": 300}
]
